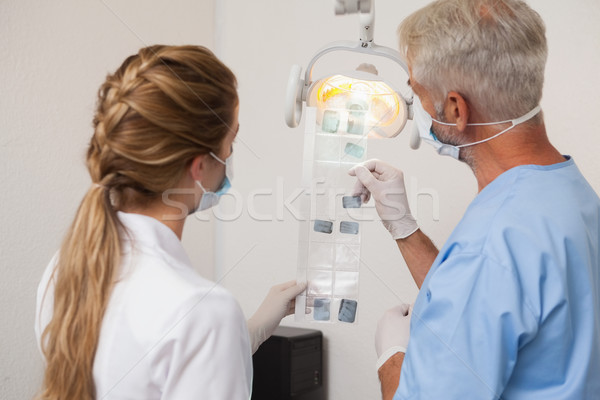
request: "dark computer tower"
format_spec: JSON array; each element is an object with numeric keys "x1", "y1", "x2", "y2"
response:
[{"x1": 252, "y1": 326, "x2": 325, "y2": 400}]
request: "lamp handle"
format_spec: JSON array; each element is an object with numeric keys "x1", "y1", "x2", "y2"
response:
[
  {"x1": 304, "y1": 41, "x2": 408, "y2": 85},
  {"x1": 284, "y1": 64, "x2": 304, "y2": 128}
]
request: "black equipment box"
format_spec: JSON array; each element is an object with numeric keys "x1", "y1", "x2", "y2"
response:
[{"x1": 251, "y1": 326, "x2": 325, "y2": 400}]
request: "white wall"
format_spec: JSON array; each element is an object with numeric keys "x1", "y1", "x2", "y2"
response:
[
  {"x1": 1, "y1": 1, "x2": 599, "y2": 399},
  {"x1": 214, "y1": 0, "x2": 600, "y2": 399},
  {"x1": 0, "y1": 1, "x2": 215, "y2": 399}
]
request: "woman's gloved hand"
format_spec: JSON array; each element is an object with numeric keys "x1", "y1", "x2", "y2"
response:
[
  {"x1": 247, "y1": 280, "x2": 306, "y2": 354},
  {"x1": 348, "y1": 159, "x2": 418, "y2": 240},
  {"x1": 375, "y1": 304, "x2": 412, "y2": 371}
]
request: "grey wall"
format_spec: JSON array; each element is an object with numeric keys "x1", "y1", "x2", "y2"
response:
[{"x1": 0, "y1": 1, "x2": 215, "y2": 398}]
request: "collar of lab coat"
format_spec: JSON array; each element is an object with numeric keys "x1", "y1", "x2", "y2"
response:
[{"x1": 117, "y1": 211, "x2": 194, "y2": 273}]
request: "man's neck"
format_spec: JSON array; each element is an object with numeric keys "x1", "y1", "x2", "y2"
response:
[{"x1": 467, "y1": 125, "x2": 565, "y2": 192}]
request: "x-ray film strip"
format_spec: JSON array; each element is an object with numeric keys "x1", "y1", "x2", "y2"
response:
[{"x1": 295, "y1": 106, "x2": 367, "y2": 324}]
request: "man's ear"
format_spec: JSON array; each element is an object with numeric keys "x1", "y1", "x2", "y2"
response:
[
  {"x1": 189, "y1": 154, "x2": 208, "y2": 182},
  {"x1": 445, "y1": 91, "x2": 470, "y2": 132}
]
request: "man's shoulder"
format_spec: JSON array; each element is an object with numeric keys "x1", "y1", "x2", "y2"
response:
[
  {"x1": 469, "y1": 161, "x2": 595, "y2": 221},
  {"x1": 444, "y1": 160, "x2": 598, "y2": 261}
]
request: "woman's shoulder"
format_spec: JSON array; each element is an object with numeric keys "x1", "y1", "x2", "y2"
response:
[
  {"x1": 123, "y1": 246, "x2": 235, "y2": 306},
  {"x1": 127, "y1": 248, "x2": 240, "y2": 313}
]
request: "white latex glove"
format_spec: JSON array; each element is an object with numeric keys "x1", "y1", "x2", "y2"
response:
[
  {"x1": 375, "y1": 304, "x2": 412, "y2": 371},
  {"x1": 348, "y1": 159, "x2": 418, "y2": 240},
  {"x1": 247, "y1": 280, "x2": 306, "y2": 354}
]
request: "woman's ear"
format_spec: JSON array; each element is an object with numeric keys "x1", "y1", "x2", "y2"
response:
[
  {"x1": 445, "y1": 91, "x2": 470, "y2": 132},
  {"x1": 189, "y1": 154, "x2": 207, "y2": 182}
]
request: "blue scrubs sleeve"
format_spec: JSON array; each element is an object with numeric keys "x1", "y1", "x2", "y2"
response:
[{"x1": 396, "y1": 253, "x2": 538, "y2": 400}]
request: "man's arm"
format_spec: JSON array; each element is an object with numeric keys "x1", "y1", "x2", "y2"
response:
[
  {"x1": 396, "y1": 229, "x2": 438, "y2": 288},
  {"x1": 375, "y1": 305, "x2": 412, "y2": 400},
  {"x1": 348, "y1": 160, "x2": 438, "y2": 288},
  {"x1": 378, "y1": 352, "x2": 405, "y2": 400}
]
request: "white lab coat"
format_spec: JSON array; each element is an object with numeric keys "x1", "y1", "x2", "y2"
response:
[{"x1": 35, "y1": 211, "x2": 253, "y2": 399}]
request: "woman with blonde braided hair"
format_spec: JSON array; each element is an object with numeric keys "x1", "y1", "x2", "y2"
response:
[{"x1": 34, "y1": 45, "x2": 304, "y2": 399}]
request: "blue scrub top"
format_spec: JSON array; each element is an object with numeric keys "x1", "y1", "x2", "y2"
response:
[{"x1": 396, "y1": 157, "x2": 600, "y2": 399}]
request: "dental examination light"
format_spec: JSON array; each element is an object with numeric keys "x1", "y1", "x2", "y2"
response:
[{"x1": 285, "y1": 0, "x2": 413, "y2": 139}]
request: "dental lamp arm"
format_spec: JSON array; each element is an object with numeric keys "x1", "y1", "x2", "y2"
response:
[
  {"x1": 334, "y1": 0, "x2": 371, "y2": 14},
  {"x1": 333, "y1": 0, "x2": 374, "y2": 43},
  {"x1": 359, "y1": 2, "x2": 374, "y2": 44}
]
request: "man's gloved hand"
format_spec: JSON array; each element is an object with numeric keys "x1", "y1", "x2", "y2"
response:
[
  {"x1": 375, "y1": 304, "x2": 412, "y2": 371},
  {"x1": 348, "y1": 159, "x2": 418, "y2": 240},
  {"x1": 247, "y1": 280, "x2": 306, "y2": 354}
]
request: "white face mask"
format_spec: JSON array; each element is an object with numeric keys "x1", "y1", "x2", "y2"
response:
[
  {"x1": 412, "y1": 95, "x2": 542, "y2": 160},
  {"x1": 195, "y1": 151, "x2": 233, "y2": 211}
]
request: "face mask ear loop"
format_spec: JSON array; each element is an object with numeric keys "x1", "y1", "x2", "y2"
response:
[
  {"x1": 455, "y1": 125, "x2": 514, "y2": 149},
  {"x1": 209, "y1": 152, "x2": 226, "y2": 165},
  {"x1": 197, "y1": 150, "x2": 227, "y2": 194},
  {"x1": 511, "y1": 105, "x2": 542, "y2": 125},
  {"x1": 196, "y1": 180, "x2": 208, "y2": 193},
  {"x1": 456, "y1": 106, "x2": 542, "y2": 149},
  {"x1": 432, "y1": 105, "x2": 542, "y2": 127}
]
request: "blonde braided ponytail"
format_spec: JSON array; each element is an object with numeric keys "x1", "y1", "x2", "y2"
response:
[{"x1": 37, "y1": 45, "x2": 238, "y2": 400}]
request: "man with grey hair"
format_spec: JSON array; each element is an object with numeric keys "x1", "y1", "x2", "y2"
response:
[{"x1": 349, "y1": 0, "x2": 600, "y2": 398}]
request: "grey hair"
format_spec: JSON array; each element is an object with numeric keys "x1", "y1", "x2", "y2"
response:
[{"x1": 398, "y1": 0, "x2": 547, "y2": 122}]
